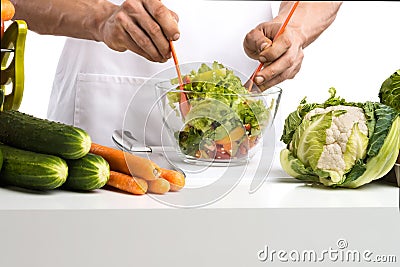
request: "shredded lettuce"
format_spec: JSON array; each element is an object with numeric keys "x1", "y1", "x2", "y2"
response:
[{"x1": 169, "y1": 61, "x2": 271, "y2": 158}]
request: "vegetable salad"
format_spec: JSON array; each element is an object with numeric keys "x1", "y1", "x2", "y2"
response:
[{"x1": 168, "y1": 62, "x2": 272, "y2": 160}]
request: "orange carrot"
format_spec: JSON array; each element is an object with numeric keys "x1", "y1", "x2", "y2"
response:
[
  {"x1": 107, "y1": 171, "x2": 148, "y2": 195},
  {"x1": 90, "y1": 143, "x2": 160, "y2": 180},
  {"x1": 90, "y1": 143, "x2": 126, "y2": 172},
  {"x1": 1, "y1": 0, "x2": 15, "y2": 21},
  {"x1": 147, "y1": 178, "x2": 170, "y2": 194},
  {"x1": 159, "y1": 168, "x2": 185, "y2": 192}
]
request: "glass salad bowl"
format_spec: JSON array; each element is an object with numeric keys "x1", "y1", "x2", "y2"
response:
[{"x1": 155, "y1": 62, "x2": 282, "y2": 166}]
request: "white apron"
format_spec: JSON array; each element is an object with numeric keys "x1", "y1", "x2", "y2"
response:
[{"x1": 48, "y1": 0, "x2": 273, "y2": 147}]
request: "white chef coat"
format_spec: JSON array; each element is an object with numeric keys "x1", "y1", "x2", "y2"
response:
[{"x1": 48, "y1": 0, "x2": 273, "y2": 147}]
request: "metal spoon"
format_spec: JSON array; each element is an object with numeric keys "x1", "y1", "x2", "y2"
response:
[{"x1": 112, "y1": 129, "x2": 185, "y2": 177}]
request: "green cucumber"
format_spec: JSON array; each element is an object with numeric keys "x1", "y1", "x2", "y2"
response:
[
  {"x1": 65, "y1": 153, "x2": 110, "y2": 191},
  {"x1": 0, "y1": 110, "x2": 91, "y2": 159},
  {"x1": 0, "y1": 144, "x2": 68, "y2": 190}
]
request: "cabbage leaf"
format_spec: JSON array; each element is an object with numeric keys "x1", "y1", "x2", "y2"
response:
[
  {"x1": 280, "y1": 88, "x2": 400, "y2": 188},
  {"x1": 379, "y1": 69, "x2": 400, "y2": 112}
]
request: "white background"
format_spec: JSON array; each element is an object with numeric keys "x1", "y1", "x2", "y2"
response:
[
  {"x1": 2, "y1": 3, "x2": 399, "y2": 266},
  {"x1": 15, "y1": 1, "x2": 400, "y2": 139}
]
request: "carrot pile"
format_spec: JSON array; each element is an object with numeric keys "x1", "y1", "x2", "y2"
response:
[
  {"x1": 90, "y1": 143, "x2": 185, "y2": 195},
  {"x1": 108, "y1": 171, "x2": 148, "y2": 195}
]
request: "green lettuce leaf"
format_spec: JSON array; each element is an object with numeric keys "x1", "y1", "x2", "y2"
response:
[
  {"x1": 177, "y1": 126, "x2": 203, "y2": 156},
  {"x1": 169, "y1": 62, "x2": 272, "y2": 158}
]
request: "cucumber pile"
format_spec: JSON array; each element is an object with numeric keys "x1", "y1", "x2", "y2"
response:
[{"x1": 0, "y1": 110, "x2": 110, "y2": 191}]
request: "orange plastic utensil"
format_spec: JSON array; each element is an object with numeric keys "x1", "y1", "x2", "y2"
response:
[
  {"x1": 169, "y1": 40, "x2": 190, "y2": 117},
  {"x1": 247, "y1": 1, "x2": 299, "y2": 92}
]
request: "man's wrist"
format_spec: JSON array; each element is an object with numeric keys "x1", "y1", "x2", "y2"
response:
[{"x1": 87, "y1": 0, "x2": 118, "y2": 42}]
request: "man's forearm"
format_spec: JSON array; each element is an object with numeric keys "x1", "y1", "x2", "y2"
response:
[
  {"x1": 11, "y1": 0, "x2": 117, "y2": 42},
  {"x1": 275, "y1": 1, "x2": 342, "y2": 48}
]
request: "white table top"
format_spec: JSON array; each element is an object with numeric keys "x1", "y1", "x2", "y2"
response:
[
  {"x1": 0, "y1": 146, "x2": 397, "y2": 210},
  {"x1": 1, "y1": 147, "x2": 398, "y2": 267}
]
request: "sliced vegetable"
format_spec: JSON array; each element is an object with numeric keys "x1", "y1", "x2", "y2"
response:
[
  {"x1": 0, "y1": 144, "x2": 68, "y2": 190},
  {"x1": 169, "y1": 61, "x2": 273, "y2": 160},
  {"x1": 90, "y1": 142, "x2": 160, "y2": 180},
  {"x1": 107, "y1": 171, "x2": 148, "y2": 195},
  {"x1": 215, "y1": 126, "x2": 246, "y2": 145},
  {"x1": 65, "y1": 153, "x2": 110, "y2": 191},
  {"x1": 0, "y1": 110, "x2": 91, "y2": 159}
]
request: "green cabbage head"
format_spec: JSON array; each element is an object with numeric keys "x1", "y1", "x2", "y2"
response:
[
  {"x1": 379, "y1": 69, "x2": 400, "y2": 112},
  {"x1": 280, "y1": 88, "x2": 400, "y2": 188}
]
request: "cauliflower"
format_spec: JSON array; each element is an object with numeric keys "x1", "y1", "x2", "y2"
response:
[
  {"x1": 304, "y1": 106, "x2": 368, "y2": 182},
  {"x1": 280, "y1": 88, "x2": 400, "y2": 188}
]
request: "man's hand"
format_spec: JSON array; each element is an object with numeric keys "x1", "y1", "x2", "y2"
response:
[
  {"x1": 244, "y1": 22, "x2": 304, "y2": 91},
  {"x1": 243, "y1": 1, "x2": 342, "y2": 91},
  {"x1": 100, "y1": 0, "x2": 180, "y2": 62},
  {"x1": 12, "y1": 0, "x2": 180, "y2": 62}
]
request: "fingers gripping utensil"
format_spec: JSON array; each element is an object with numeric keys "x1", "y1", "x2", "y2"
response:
[
  {"x1": 247, "y1": 1, "x2": 299, "y2": 92},
  {"x1": 112, "y1": 129, "x2": 186, "y2": 177}
]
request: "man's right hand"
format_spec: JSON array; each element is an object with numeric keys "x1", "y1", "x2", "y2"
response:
[{"x1": 100, "y1": 0, "x2": 180, "y2": 62}]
